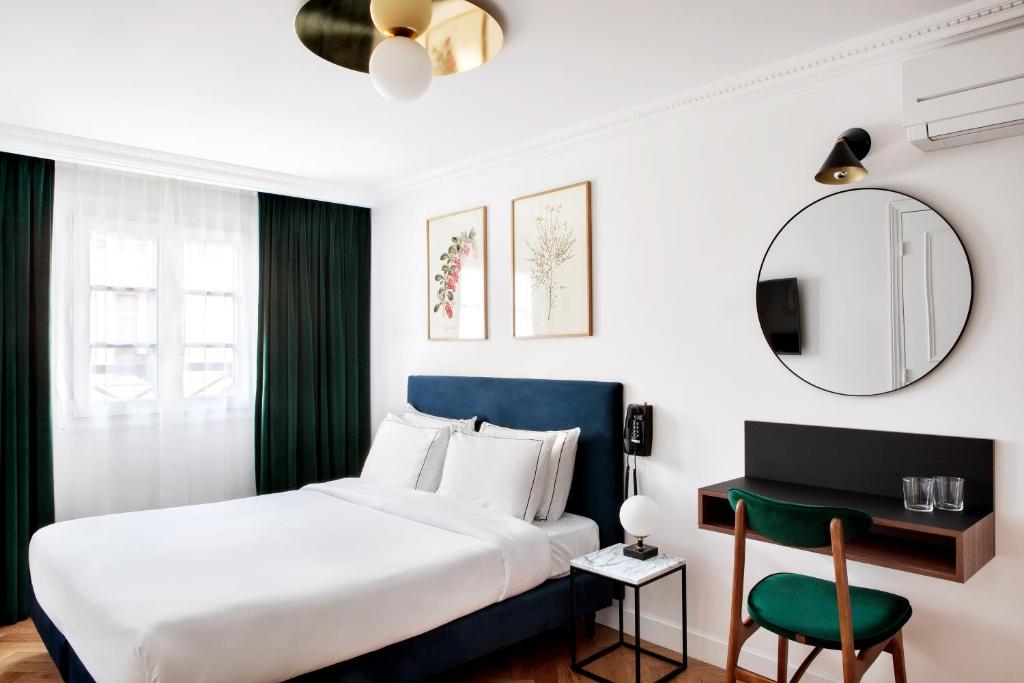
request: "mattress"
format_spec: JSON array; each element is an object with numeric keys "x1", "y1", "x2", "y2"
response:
[
  {"x1": 536, "y1": 512, "x2": 600, "y2": 578},
  {"x1": 29, "y1": 479, "x2": 551, "y2": 683}
]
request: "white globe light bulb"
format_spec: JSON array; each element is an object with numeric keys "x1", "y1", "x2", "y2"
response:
[
  {"x1": 619, "y1": 495, "x2": 660, "y2": 539},
  {"x1": 370, "y1": 0, "x2": 432, "y2": 38},
  {"x1": 368, "y1": 37, "x2": 432, "y2": 102}
]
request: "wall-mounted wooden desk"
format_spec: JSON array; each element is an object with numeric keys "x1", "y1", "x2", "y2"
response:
[
  {"x1": 699, "y1": 476, "x2": 994, "y2": 582},
  {"x1": 698, "y1": 422, "x2": 995, "y2": 583}
]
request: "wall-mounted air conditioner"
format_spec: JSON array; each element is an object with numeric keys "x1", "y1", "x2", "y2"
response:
[{"x1": 903, "y1": 27, "x2": 1024, "y2": 151}]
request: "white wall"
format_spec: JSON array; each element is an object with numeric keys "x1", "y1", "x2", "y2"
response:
[{"x1": 369, "y1": 61, "x2": 1024, "y2": 682}]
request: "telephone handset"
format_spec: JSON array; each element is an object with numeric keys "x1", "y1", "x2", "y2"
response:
[{"x1": 623, "y1": 403, "x2": 653, "y2": 457}]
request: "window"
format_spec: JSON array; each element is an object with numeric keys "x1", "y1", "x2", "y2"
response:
[
  {"x1": 72, "y1": 218, "x2": 254, "y2": 418},
  {"x1": 183, "y1": 241, "x2": 239, "y2": 398},
  {"x1": 88, "y1": 232, "x2": 159, "y2": 402}
]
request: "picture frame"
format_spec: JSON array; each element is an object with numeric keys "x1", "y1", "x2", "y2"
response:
[
  {"x1": 511, "y1": 181, "x2": 592, "y2": 338},
  {"x1": 426, "y1": 206, "x2": 488, "y2": 341}
]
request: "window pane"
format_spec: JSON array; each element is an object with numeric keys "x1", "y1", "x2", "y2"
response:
[
  {"x1": 90, "y1": 291, "x2": 157, "y2": 345},
  {"x1": 184, "y1": 347, "x2": 235, "y2": 398},
  {"x1": 90, "y1": 347, "x2": 157, "y2": 401},
  {"x1": 185, "y1": 241, "x2": 236, "y2": 293},
  {"x1": 90, "y1": 232, "x2": 157, "y2": 289},
  {"x1": 184, "y1": 294, "x2": 234, "y2": 345}
]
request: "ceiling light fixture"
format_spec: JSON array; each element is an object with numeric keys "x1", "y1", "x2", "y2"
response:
[
  {"x1": 814, "y1": 128, "x2": 871, "y2": 185},
  {"x1": 295, "y1": 0, "x2": 505, "y2": 103},
  {"x1": 368, "y1": 0, "x2": 433, "y2": 101}
]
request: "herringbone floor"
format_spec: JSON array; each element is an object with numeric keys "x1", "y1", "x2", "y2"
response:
[{"x1": 1, "y1": 618, "x2": 725, "y2": 682}]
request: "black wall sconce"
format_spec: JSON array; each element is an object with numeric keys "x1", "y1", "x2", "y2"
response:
[{"x1": 814, "y1": 128, "x2": 871, "y2": 185}]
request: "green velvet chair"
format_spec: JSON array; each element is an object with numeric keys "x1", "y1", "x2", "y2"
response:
[{"x1": 724, "y1": 489, "x2": 912, "y2": 683}]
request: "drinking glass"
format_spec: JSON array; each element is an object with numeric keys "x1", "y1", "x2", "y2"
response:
[
  {"x1": 902, "y1": 476, "x2": 934, "y2": 512},
  {"x1": 932, "y1": 476, "x2": 965, "y2": 512}
]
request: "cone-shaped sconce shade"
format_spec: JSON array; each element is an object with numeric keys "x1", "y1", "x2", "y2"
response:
[{"x1": 815, "y1": 128, "x2": 871, "y2": 185}]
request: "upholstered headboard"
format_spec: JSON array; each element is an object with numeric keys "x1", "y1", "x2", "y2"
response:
[{"x1": 407, "y1": 375, "x2": 624, "y2": 548}]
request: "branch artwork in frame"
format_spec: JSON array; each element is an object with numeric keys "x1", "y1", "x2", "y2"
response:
[
  {"x1": 512, "y1": 181, "x2": 592, "y2": 338},
  {"x1": 427, "y1": 206, "x2": 488, "y2": 340}
]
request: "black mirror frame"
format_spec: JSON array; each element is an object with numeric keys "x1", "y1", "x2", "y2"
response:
[{"x1": 756, "y1": 187, "x2": 975, "y2": 397}]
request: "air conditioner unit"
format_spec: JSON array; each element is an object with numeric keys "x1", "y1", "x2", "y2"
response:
[{"x1": 903, "y1": 27, "x2": 1024, "y2": 151}]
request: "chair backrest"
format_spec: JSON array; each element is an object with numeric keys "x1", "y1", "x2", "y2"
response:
[{"x1": 727, "y1": 488, "x2": 873, "y2": 548}]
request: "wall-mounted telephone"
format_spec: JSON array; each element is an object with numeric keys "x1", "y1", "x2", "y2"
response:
[{"x1": 623, "y1": 403, "x2": 653, "y2": 457}]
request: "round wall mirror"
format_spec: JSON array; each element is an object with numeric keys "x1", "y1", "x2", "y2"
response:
[{"x1": 757, "y1": 188, "x2": 972, "y2": 396}]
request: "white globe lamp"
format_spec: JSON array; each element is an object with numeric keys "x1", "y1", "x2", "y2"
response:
[
  {"x1": 369, "y1": 37, "x2": 432, "y2": 101},
  {"x1": 620, "y1": 494, "x2": 661, "y2": 560}
]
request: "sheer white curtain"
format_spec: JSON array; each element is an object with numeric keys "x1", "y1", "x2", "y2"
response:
[{"x1": 51, "y1": 164, "x2": 258, "y2": 520}]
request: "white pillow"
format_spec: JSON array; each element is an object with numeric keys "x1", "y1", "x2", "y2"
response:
[
  {"x1": 360, "y1": 417, "x2": 444, "y2": 490},
  {"x1": 404, "y1": 403, "x2": 477, "y2": 433},
  {"x1": 385, "y1": 412, "x2": 451, "y2": 491},
  {"x1": 437, "y1": 431, "x2": 549, "y2": 520},
  {"x1": 480, "y1": 422, "x2": 581, "y2": 521}
]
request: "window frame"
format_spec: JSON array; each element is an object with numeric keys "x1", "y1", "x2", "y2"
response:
[{"x1": 70, "y1": 216, "x2": 251, "y2": 420}]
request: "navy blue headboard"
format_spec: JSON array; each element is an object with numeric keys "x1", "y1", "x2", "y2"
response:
[{"x1": 408, "y1": 375, "x2": 624, "y2": 549}]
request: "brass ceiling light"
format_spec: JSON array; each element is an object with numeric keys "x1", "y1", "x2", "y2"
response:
[
  {"x1": 814, "y1": 128, "x2": 871, "y2": 185},
  {"x1": 295, "y1": 0, "x2": 505, "y2": 103}
]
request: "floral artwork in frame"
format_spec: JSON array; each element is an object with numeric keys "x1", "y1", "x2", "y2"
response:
[
  {"x1": 427, "y1": 206, "x2": 488, "y2": 340},
  {"x1": 512, "y1": 181, "x2": 592, "y2": 338}
]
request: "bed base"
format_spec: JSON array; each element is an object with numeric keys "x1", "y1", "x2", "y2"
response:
[{"x1": 32, "y1": 574, "x2": 612, "y2": 682}]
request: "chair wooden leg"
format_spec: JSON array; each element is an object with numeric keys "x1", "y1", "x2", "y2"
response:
[
  {"x1": 726, "y1": 500, "x2": 749, "y2": 683},
  {"x1": 887, "y1": 630, "x2": 907, "y2": 683},
  {"x1": 777, "y1": 637, "x2": 788, "y2": 683},
  {"x1": 726, "y1": 618, "x2": 760, "y2": 682},
  {"x1": 790, "y1": 647, "x2": 822, "y2": 683}
]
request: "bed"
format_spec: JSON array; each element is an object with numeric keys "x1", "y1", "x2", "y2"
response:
[{"x1": 30, "y1": 375, "x2": 624, "y2": 682}]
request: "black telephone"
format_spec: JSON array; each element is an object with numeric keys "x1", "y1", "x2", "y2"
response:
[{"x1": 623, "y1": 403, "x2": 653, "y2": 457}]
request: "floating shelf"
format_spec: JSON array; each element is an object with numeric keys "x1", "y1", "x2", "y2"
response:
[
  {"x1": 697, "y1": 422, "x2": 995, "y2": 583},
  {"x1": 699, "y1": 477, "x2": 994, "y2": 582}
]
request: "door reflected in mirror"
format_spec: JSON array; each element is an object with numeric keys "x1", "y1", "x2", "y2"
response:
[{"x1": 757, "y1": 188, "x2": 972, "y2": 396}]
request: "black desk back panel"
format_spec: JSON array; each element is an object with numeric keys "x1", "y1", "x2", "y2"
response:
[{"x1": 745, "y1": 421, "x2": 994, "y2": 511}]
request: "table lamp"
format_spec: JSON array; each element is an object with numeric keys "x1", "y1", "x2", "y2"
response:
[{"x1": 620, "y1": 494, "x2": 660, "y2": 560}]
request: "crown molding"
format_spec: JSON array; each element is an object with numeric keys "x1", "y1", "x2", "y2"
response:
[
  {"x1": 374, "y1": 0, "x2": 1024, "y2": 202},
  {"x1": 0, "y1": 123, "x2": 375, "y2": 208},
  {"x1": 2, "y1": 1, "x2": 1022, "y2": 208}
]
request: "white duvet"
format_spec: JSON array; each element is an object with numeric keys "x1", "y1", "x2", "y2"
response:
[{"x1": 29, "y1": 479, "x2": 551, "y2": 683}]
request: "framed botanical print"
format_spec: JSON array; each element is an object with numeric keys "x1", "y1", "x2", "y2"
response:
[
  {"x1": 512, "y1": 181, "x2": 592, "y2": 338},
  {"x1": 427, "y1": 206, "x2": 488, "y2": 340}
]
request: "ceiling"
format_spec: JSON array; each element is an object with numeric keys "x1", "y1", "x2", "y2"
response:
[{"x1": 0, "y1": 1, "x2": 966, "y2": 197}]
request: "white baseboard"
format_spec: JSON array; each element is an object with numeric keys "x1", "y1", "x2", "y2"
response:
[{"x1": 596, "y1": 606, "x2": 840, "y2": 683}]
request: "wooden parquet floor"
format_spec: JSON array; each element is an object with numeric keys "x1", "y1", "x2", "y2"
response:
[
  {"x1": 0, "y1": 620, "x2": 56, "y2": 683},
  {"x1": 1, "y1": 619, "x2": 725, "y2": 683}
]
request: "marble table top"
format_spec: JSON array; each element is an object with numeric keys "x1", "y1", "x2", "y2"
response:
[{"x1": 570, "y1": 543, "x2": 686, "y2": 585}]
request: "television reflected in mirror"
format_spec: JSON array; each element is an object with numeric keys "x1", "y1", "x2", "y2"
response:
[
  {"x1": 757, "y1": 188, "x2": 972, "y2": 396},
  {"x1": 756, "y1": 277, "x2": 802, "y2": 355}
]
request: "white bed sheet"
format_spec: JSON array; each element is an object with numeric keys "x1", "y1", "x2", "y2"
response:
[
  {"x1": 535, "y1": 512, "x2": 599, "y2": 578},
  {"x1": 29, "y1": 479, "x2": 550, "y2": 683}
]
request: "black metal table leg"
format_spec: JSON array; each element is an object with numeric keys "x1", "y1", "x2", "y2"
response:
[
  {"x1": 681, "y1": 566, "x2": 688, "y2": 665},
  {"x1": 634, "y1": 585, "x2": 641, "y2": 683},
  {"x1": 570, "y1": 567, "x2": 577, "y2": 667},
  {"x1": 619, "y1": 592, "x2": 625, "y2": 645},
  {"x1": 570, "y1": 564, "x2": 688, "y2": 683}
]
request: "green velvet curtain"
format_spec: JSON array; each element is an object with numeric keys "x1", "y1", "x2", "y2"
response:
[
  {"x1": 255, "y1": 193, "x2": 371, "y2": 494},
  {"x1": 1, "y1": 151, "x2": 55, "y2": 626}
]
